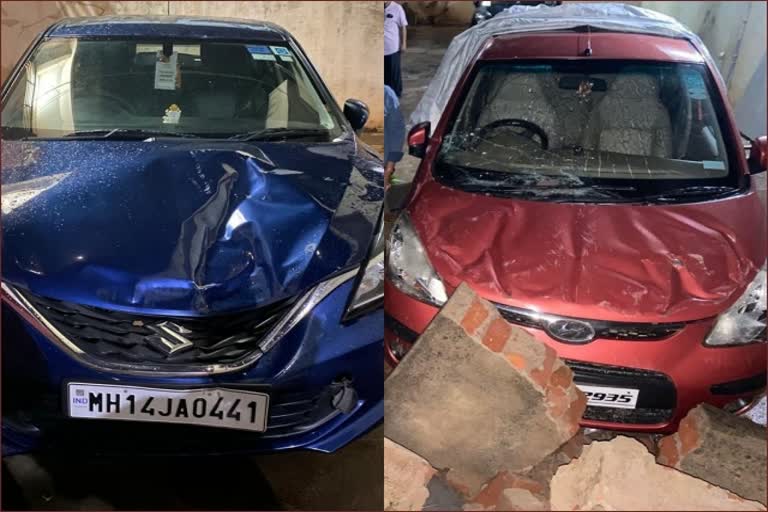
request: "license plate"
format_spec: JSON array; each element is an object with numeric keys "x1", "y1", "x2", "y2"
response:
[
  {"x1": 575, "y1": 384, "x2": 639, "y2": 409},
  {"x1": 67, "y1": 383, "x2": 269, "y2": 432}
]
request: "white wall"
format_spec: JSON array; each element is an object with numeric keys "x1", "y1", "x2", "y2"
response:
[{"x1": 641, "y1": 1, "x2": 767, "y2": 136}]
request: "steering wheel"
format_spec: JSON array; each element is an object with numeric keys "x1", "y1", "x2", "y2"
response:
[{"x1": 476, "y1": 118, "x2": 549, "y2": 150}]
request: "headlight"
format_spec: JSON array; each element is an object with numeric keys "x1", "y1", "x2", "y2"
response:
[
  {"x1": 704, "y1": 264, "x2": 766, "y2": 346},
  {"x1": 387, "y1": 212, "x2": 447, "y2": 306},
  {"x1": 345, "y1": 215, "x2": 384, "y2": 318},
  {"x1": 480, "y1": 0, "x2": 492, "y2": 6}
]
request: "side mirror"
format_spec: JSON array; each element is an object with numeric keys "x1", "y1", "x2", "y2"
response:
[
  {"x1": 408, "y1": 121, "x2": 431, "y2": 158},
  {"x1": 344, "y1": 99, "x2": 369, "y2": 132},
  {"x1": 748, "y1": 135, "x2": 767, "y2": 175}
]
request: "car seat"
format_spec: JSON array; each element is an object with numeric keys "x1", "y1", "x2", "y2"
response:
[
  {"x1": 194, "y1": 44, "x2": 255, "y2": 119},
  {"x1": 582, "y1": 73, "x2": 673, "y2": 158}
]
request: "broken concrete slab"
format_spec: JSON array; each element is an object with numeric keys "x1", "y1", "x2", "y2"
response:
[
  {"x1": 384, "y1": 283, "x2": 586, "y2": 496},
  {"x1": 657, "y1": 403, "x2": 767, "y2": 504},
  {"x1": 463, "y1": 432, "x2": 586, "y2": 511},
  {"x1": 384, "y1": 438, "x2": 437, "y2": 511},
  {"x1": 551, "y1": 436, "x2": 766, "y2": 511},
  {"x1": 582, "y1": 428, "x2": 660, "y2": 456}
]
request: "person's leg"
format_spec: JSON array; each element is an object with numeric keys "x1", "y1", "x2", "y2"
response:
[
  {"x1": 391, "y1": 50, "x2": 402, "y2": 97},
  {"x1": 384, "y1": 53, "x2": 394, "y2": 89}
]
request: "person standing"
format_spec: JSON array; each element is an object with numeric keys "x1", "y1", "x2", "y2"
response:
[{"x1": 384, "y1": 1, "x2": 407, "y2": 98}]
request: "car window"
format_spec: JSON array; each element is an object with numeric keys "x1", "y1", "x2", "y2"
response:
[
  {"x1": 1, "y1": 37, "x2": 342, "y2": 140},
  {"x1": 437, "y1": 61, "x2": 740, "y2": 202}
]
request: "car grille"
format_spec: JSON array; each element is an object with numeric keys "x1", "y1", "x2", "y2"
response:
[
  {"x1": 565, "y1": 359, "x2": 676, "y2": 425},
  {"x1": 18, "y1": 289, "x2": 297, "y2": 367},
  {"x1": 496, "y1": 303, "x2": 683, "y2": 342}
]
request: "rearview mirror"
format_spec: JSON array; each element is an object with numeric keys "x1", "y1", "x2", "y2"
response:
[
  {"x1": 408, "y1": 122, "x2": 431, "y2": 159},
  {"x1": 344, "y1": 99, "x2": 369, "y2": 132},
  {"x1": 748, "y1": 135, "x2": 767, "y2": 175}
]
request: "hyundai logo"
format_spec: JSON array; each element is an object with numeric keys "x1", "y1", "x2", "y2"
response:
[{"x1": 545, "y1": 319, "x2": 596, "y2": 344}]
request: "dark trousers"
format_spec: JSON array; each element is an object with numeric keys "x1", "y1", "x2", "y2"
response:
[{"x1": 384, "y1": 51, "x2": 402, "y2": 97}]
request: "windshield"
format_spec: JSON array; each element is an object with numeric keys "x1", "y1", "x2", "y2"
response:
[
  {"x1": 437, "y1": 61, "x2": 742, "y2": 203},
  {"x1": 1, "y1": 37, "x2": 343, "y2": 141}
]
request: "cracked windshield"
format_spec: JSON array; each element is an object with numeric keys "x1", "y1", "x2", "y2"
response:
[
  {"x1": 1, "y1": 38, "x2": 340, "y2": 141},
  {"x1": 437, "y1": 61, "x2": 739, "y2": 202}
]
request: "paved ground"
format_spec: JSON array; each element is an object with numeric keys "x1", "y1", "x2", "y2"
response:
[
  {"x1": 2, "y1": 129, "x2": 385, "y2": 512},
  {"x1": 2, "y1": 426, "x2": 383, "y2": 511}
]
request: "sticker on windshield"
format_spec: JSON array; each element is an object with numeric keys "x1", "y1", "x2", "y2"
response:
[
  {"x1": 703, "y1": 160, "x2": 726, "y2": 171},
  {"x1": 163, "y1": 104, "x2": 181, "y2": 125},
  {"x1": 682, "y1": 69, "x2": 707, "y2": 100},
  {"x1": 154, "y1": 51, "x2": 179, "y2": 90},
  {"x1": 247, "y1": 45, "x2": 276, "y2": 61},
  {"x1": 270, "y1": 46, "x2": 294, "y2": 62}
]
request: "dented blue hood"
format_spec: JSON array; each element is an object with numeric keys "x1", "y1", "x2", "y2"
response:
[{"x1": 1, "y1": 136, "x2": 383, "y2": 315}]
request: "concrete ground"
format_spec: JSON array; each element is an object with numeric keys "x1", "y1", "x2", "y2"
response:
[{"x1": 1, "y1": 130, "x2": 385, "y2": 512}]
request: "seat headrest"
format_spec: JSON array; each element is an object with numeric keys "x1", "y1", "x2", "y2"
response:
[
  {"x1": 200, "y1": 44, "x2": 253, "y2": 75},
  {"x1": 608, "y1": 74, "x2": 660, "y2": 97},
  {"x1": 497, "y1": 73, "x2": 547, "y2": 96},
  {"x1": 75, "y1": 42, "x2": 133, "y2": 76}
]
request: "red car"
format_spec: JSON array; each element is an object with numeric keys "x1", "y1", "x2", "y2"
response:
[{"x1": 385, "y1": 29, "x2": 767, "y2": 433}]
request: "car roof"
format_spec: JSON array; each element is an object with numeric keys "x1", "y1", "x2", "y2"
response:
[
  {"x1": 478, "y1": 30, "x2": 704, "y2": 63},
  {"x1": 46, "y1": 16, "x2": 290, "y2": 42}
]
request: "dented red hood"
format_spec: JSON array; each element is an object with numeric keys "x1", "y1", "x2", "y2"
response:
[{"x1": 409, "y1": 179, "x2": 766, "y2": 323}]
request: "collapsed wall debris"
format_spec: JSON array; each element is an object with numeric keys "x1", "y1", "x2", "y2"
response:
[
  {"x1": 385, "y1": 283, "x2": 586, "y2": 496},
  {"x1": 657, "y1": 404, "x2": 767, "y2": 505},
  {"x1": 550, "y1": 436, "x2": 766, "y2": 511},
  {"x1": 384, "y1": 283, "x2": 767, "y2": 511}
]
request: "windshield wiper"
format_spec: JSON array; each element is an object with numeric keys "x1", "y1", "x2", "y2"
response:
[
  {"x1": 27, "y1": 129, "x2": 202, "y2": 141},
  {"x1": 68, "y1": 129, "x2": 201, "y2": 140},
  {"x1": 637, "y1": 185, "x2": 740, "y2": 203},
  {"x1": 229, "y1": 127, "x2": 330, "y2": 142}
]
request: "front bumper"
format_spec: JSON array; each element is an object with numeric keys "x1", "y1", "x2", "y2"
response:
[
  {"x1": 384, "y1": 280, "x2": 766, "y2": 433},
  {"x1": 2, "y1": 278, "x2": 383, "y2": 456}
]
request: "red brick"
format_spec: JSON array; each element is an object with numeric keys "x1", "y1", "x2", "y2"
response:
[
  {"x1": 657, "y1": 436, "x2": 680, "y2": 467},
  {"x1": 564, "y1": 393, "x2": 587, "y2": 437},
  {"x1": 530, "y1": 347, "x2": 557, "y2": 389},
  {"x1": 677, "y1": 413, "x2": 701, "y2": 456},
  {"x1": 461, "y1": 300, "x2": 489, "y2": 335},
  {"x1": 482, "y1": 318, "x2": 511, "y2": 352},
  {"x1": 546, "y1": 386, "x2": 568, "y2": 417},
  {"x1": 505, "y1": 352, "x2": 526, "y2": 369},
  {"x1": 549, "y1": 365, "x2": 572, "y2": 389}
]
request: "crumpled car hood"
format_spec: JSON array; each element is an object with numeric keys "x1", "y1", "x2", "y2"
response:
[
  {"x1": 1, "y1": 137, "x2": 383, "y2": 315},
  {"x1": 410, "y1": 178, "x2": 765, "y2": 323}
]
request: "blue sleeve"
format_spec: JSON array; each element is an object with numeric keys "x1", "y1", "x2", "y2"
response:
[{"x1": 384, "y1": 86, "x2": 405, "y2": 163}]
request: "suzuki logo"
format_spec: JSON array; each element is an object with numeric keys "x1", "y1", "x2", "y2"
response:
[
  {"x1": 147, "y1": 321, "x2": 195, "y2": 355},
  {"x1": 545, "y1": 319, "x2": 596, "y2": 344}
]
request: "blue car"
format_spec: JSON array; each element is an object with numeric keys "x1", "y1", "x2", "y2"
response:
[{"x1": 0, "y1": 16, "x2": 384, "y2": 456}]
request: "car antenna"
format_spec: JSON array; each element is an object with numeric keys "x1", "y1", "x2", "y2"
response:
[{"x1": 584, "y1": 25, "x2": 593, "y2": 56}]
